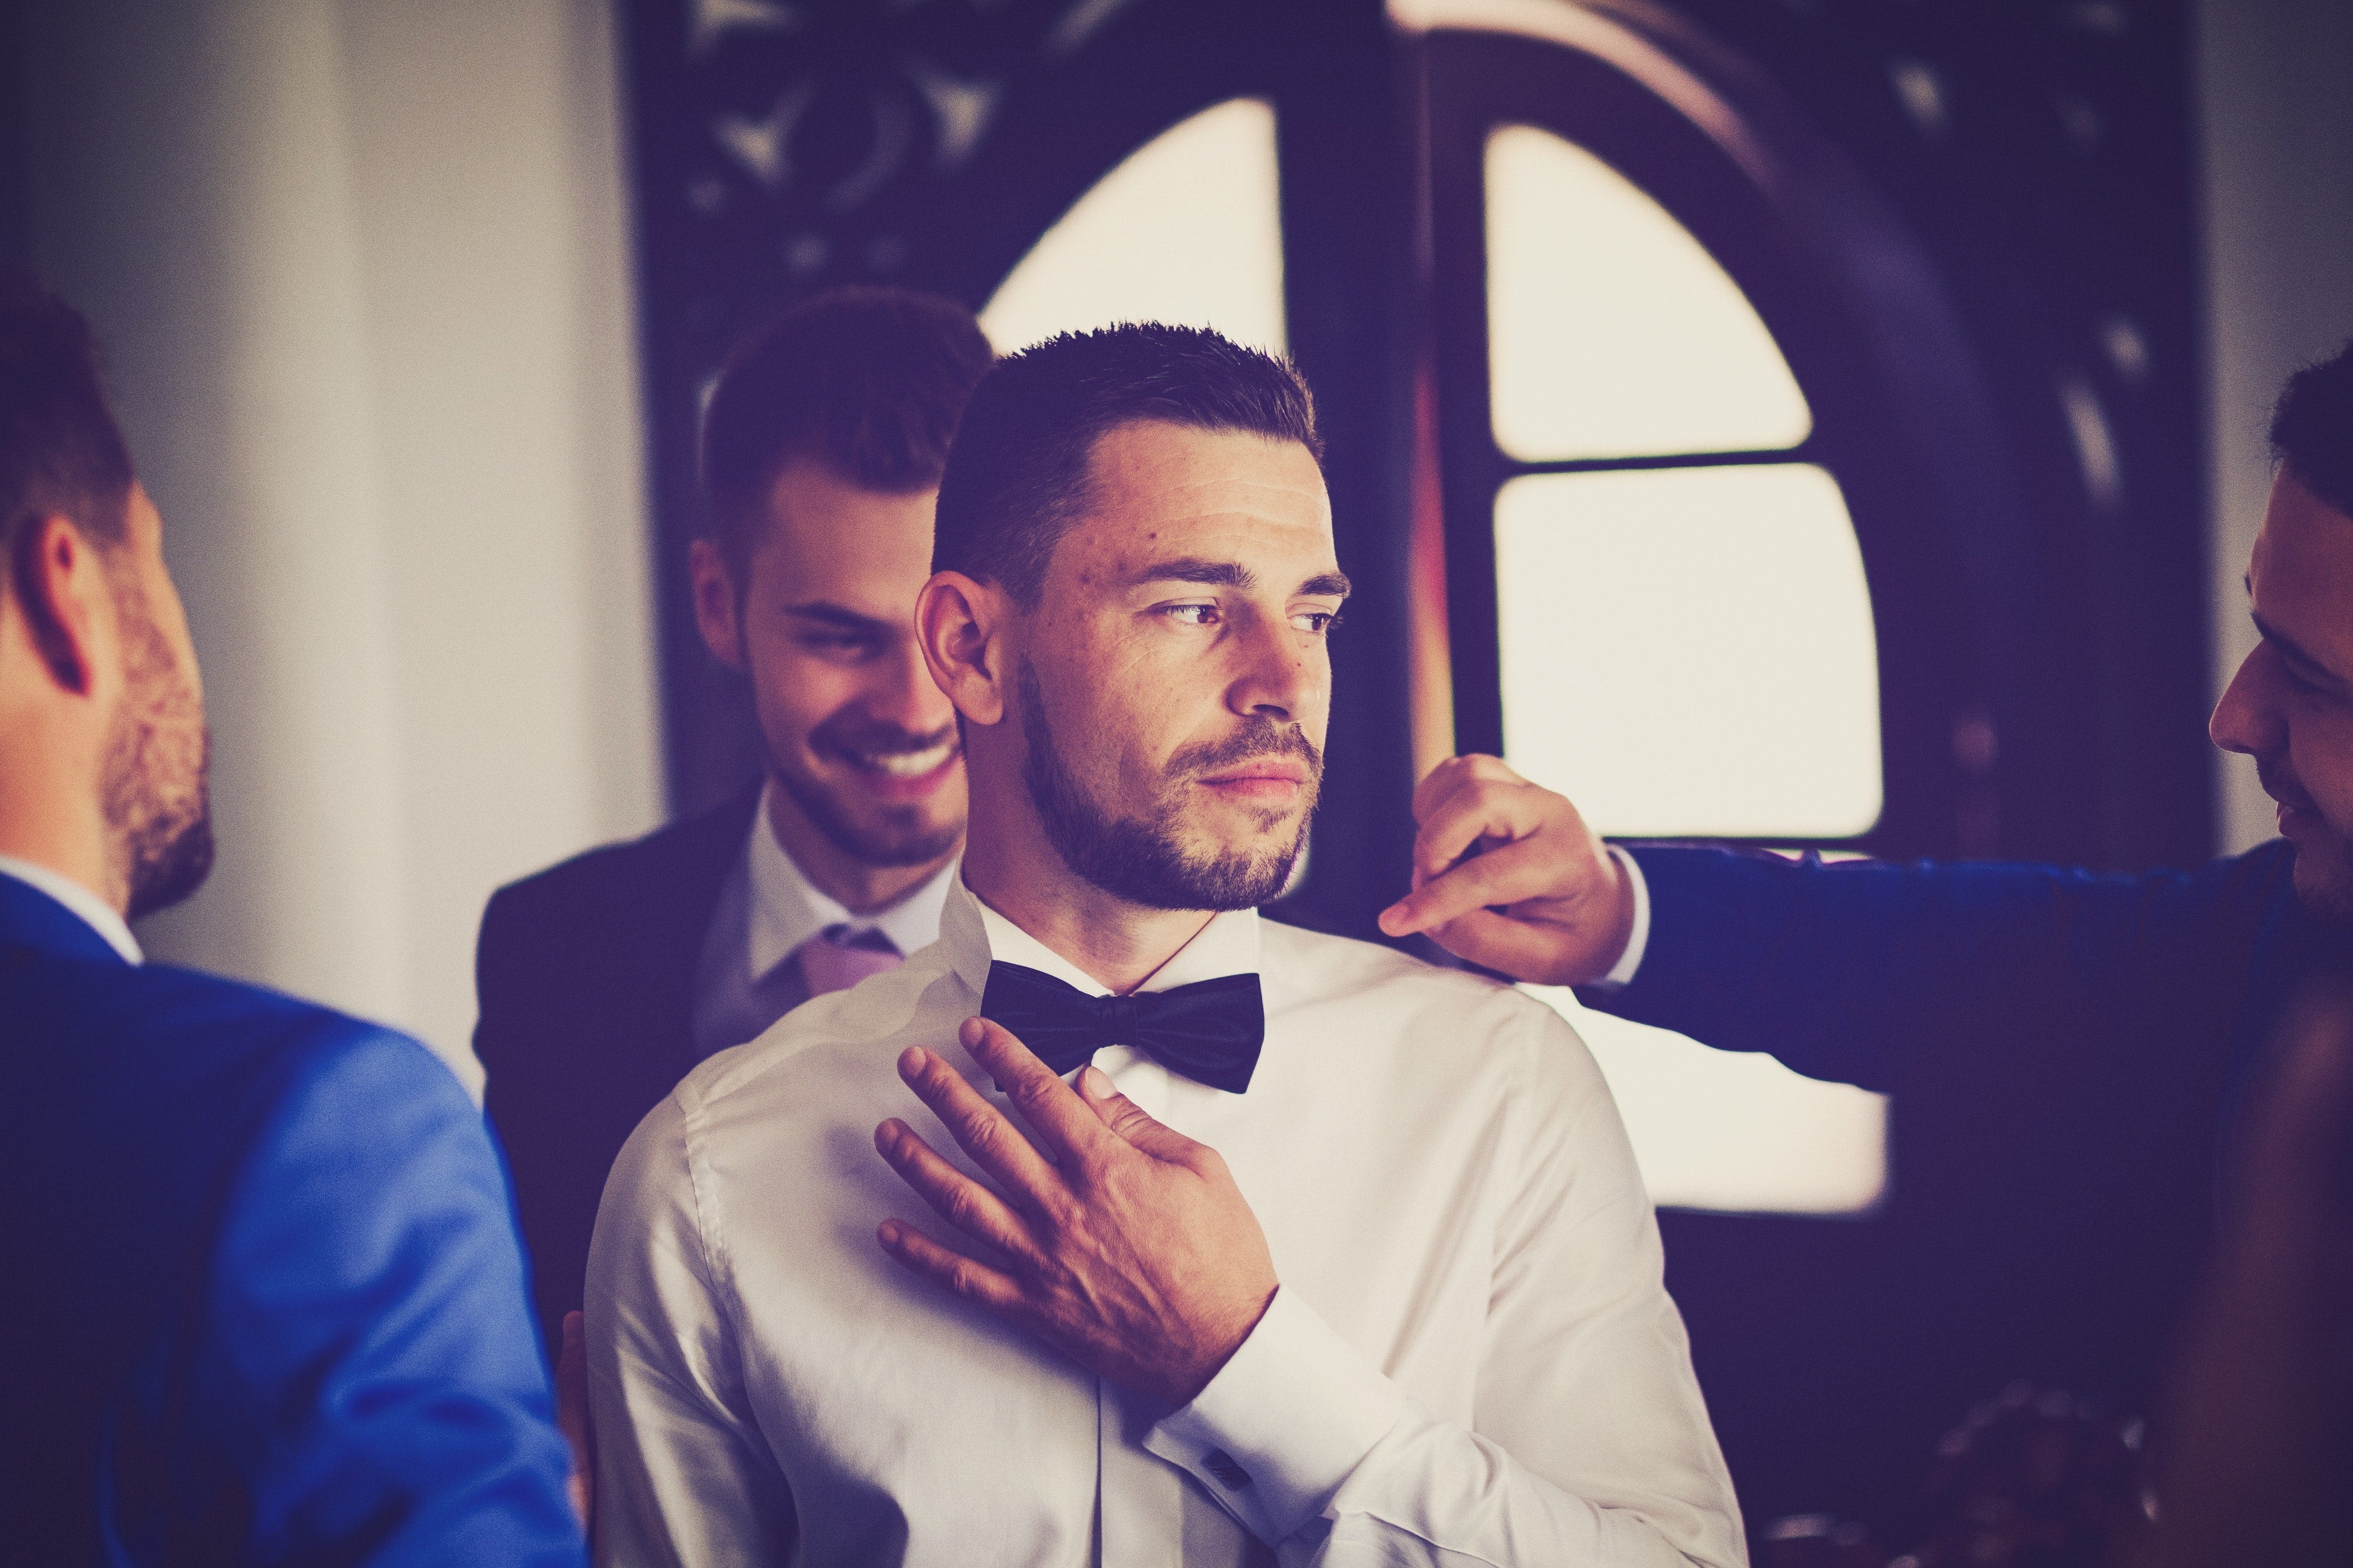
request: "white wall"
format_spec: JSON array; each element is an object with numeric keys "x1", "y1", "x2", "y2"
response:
[
  {"x1": 2198, "y1": 0, "x2": 2353, "y2": 855},
  {"x1": 24, "y1": 0, "x2": 665, "y2": 1090}
]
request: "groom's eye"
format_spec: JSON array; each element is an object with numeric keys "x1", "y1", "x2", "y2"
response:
[{"x1": 1160, "y1": 604, "x2": 1221, "y2": 627}]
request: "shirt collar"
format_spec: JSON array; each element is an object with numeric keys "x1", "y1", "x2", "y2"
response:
[
  {"x1": 941, "y1": 875, "x2": 1261, "y2": 1000},
  {"x1": 0, "y1": 854, "x2": 142, "y2": 964},
  {"x1": 745, "y1": 782, "x2": 958, "y2": 979}
]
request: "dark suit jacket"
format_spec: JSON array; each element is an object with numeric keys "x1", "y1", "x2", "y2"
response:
[
  {"x1": 475, "y1": 786, "x2": 761, "y2": 1347},
  {"x1": 0, "y1": 872, "x2": 581, "y2": 1566},
  {"x1": 1589, "y1": 840, "x2": 2336, "y2": 1103}
]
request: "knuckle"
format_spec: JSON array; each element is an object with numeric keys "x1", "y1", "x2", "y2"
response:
[
  {"x1": 942, "y1": 1183, "x2": 980, "y2": 1229},
  {"x1": 958, "y1": 1113, "x2": 1000, "y2": 1157}
]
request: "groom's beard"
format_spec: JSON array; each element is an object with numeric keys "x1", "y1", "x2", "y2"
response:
[{"x1": 1017, "y1": 660, "x2": 1318, "y2": 913}]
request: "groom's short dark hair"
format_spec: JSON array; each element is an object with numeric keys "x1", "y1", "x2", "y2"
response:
[{"x1": 931, "y1": 323, "x2": 1321, "y2": 607}]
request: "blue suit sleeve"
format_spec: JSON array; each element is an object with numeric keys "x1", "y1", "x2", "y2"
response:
[
  {"x1": 1583, "y1": 845, "x2": 2286, "y2": 1094},
  {"x1": 198, "y1": 1024, "x2": 586, "y2": 1567}
]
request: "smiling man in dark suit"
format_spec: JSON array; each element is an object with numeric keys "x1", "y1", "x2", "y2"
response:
[{"x1": 473, "y1": 287, "x2": 994, "y2": 1350}]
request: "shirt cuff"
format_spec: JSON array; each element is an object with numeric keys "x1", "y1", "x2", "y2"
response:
[
  {"x1": 1143, "y1": 1287, "x2": 1406, "y2": 1545},
  {"x1": 1586, "y1": 845, "x2": 1650, "y2": 991}
]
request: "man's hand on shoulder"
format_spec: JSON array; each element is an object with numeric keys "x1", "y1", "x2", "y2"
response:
[
  {"x1": 873, "y1": 1017, "x2": 1278, "y2": 1408},
  {"x1": 1377, "y1": 754, "x2": 1634, "y2": 987}
]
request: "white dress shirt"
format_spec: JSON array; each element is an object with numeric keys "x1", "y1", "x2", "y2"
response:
[
  {"x1": 0, "y1": 855, "x2": 141, "y2": 963},
  {"x1": 590, "y1": 878, "x2": 1742, "y2": 1567},
  {"x1": 690, "y1": 783, "x2": 958, "y2": 1057}
]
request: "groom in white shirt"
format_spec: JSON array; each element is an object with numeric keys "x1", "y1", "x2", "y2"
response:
[{"x1": 588, "y1": 323, "x2": 1742, "y2": 1566}]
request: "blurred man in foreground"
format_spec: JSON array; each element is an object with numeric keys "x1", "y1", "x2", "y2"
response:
[
  {"x1": 0, "y1": 288, "x2": 582, "y2": 1559},
  {"x1": 475, "y1": 287, "x2": 993, "y2": 1349},
  {"x1": 2137, "y1": 972, "x2": 2353, "y2": 1567},
  {"x1": 588, "y1": 325, "x2": 1741, "y2": 1566}
]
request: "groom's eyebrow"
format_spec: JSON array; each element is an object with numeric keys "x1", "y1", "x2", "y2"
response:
[
  {"x1": 1127, "y1": 559, "x2": 1353, "y2": 599},
  {"x1": 1129, "y1": 557, "x2": 1253, "y2": 589}
]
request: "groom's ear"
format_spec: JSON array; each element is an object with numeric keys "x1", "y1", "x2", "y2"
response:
[{"x1": 916, "y1": 570, "x2": 1010, "y2": 727}]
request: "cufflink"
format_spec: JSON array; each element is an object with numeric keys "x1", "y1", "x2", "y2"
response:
[{"x1": 1200, "y1": 1448, "x2": 1252, "y2": 1490}]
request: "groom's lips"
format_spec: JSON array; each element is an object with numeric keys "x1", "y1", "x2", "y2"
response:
[{"x1": 1196, "y1": 758, "x2": 1309, "y2": 805}]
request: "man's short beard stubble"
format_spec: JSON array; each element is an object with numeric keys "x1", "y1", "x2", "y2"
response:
[
  {"x1": 2255, "y1": 756, "x2": 2353, "y2": 922},
  {"x1": 771, "y1": 706, "x2": 963, "y2": 871},
  {"x1": 102, "y1": 574, "x2": 213, "y2": 921},
  {"x1": 1017, "y1": 659, "x2": 1319, "y2": 913}
]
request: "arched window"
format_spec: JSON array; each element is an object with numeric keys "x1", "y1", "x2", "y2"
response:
[
  {"x1": 982, "y1": 98, "x2": 1287, "y2": 356},
  {"x1": 1481, "y1": 126, "x2": 1880, "y2": 842},
  {"x1": 1411, "y1": 20, "x2": 1931, "y2": 1215}
]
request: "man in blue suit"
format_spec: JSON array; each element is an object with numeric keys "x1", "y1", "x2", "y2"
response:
[
  {"x1": 1382, "y1": 339, "x2": 2353, "y2": 1145},
  {"x1": 0, "y1": 285, "x2": 585, "y2": 1562}
]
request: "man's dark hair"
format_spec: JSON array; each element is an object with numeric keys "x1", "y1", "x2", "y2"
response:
[
  {"x1": 1, "y1": 279, "x2": 135, "y2": 587},
  {"x1": 931, "y1": 323, "x2": 1322, "y2": 605},
  {"x1": 700, "y1": 285, "x2": 993, "y2": 570},
  {"x1": 2272, "y1": 339, "x2": 2353, "y2": 519}
]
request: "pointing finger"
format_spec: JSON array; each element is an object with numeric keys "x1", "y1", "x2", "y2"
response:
[
  {"x1": 959, "y1": 1015, "x2": 1113, "y2": 1161},
  {"x1": 1386, "y1": 835, "x2": 1567, "y2": 936},
  {"x1": 874, "y1": 1117, "x2": 1044, "y2": 1260},
  {"x1": 876, "y1": 1218, "x2": 1029, "y2": 1317},
  {"x1": 897, "y1": 1045, "x2": 1063, "y2": 1206}
]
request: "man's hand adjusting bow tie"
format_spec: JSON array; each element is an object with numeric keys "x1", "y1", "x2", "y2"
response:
[{"x1": 873, "y1": 1015, "x2": 1279, "y2": 1407}]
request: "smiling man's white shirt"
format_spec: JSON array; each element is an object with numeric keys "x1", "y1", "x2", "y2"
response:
[
  {"x1": 691, "y1": 779, "x2": 959, "y2": 1057},
  {"x1": 590, "y1": 878, "x2": 1742, "y2": 1567}
]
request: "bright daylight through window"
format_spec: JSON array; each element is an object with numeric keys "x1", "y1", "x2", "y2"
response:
[
  {"x1": 1482, "y1": 121, "x2": 1887, "y2": 1215},
  {"x1": 981, "y1": 98, "x2": 1287, "y2": 355}
]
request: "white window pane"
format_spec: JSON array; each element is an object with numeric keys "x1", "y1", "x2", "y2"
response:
[
  {"x1": 1527, "y1": 986, "x2": 1889, "y2": 1215},
  {"x1": 982, "y1": 99, "x2": 1286, "y2": 356},
  {"x1": 1484, "y1": 124, "x2": 1811, "y2": 460},
  {"x1": 1496, "y1": 464, "x2": 1882, "y2": 838}
]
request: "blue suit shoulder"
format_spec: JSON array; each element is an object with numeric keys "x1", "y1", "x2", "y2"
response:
[{"x1": 0, "y1": 951, "x2": 585, "y2": 1566}]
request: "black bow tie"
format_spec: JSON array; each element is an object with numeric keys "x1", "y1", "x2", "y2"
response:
[{"x1": 978, "y1": 961, "x2": 1266, "y2": 1095}]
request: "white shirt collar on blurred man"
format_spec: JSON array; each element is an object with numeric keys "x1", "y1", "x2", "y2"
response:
[{"x1": 0, "y1": 853, "x2": 141, "y2": 964}]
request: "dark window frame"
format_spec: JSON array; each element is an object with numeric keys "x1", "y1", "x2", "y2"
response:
[{"x1": 1424, "y1": 26, "x2": 2015, "y2": 858}]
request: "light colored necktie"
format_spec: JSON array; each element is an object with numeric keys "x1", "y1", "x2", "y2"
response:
[{"x1": 793, "y1": 924, "x2": 901, "y2": 999}]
